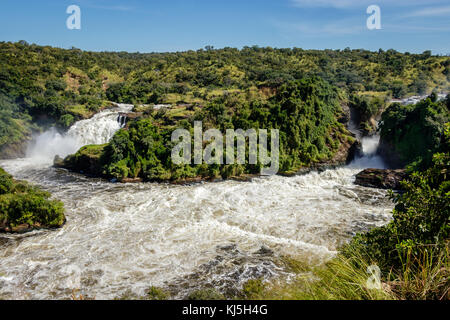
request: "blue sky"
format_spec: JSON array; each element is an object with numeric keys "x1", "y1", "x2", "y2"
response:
[{"x1": 1, "y1": 0, "x2": 449, "y2": 54}]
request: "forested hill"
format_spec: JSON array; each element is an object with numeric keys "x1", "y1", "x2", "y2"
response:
[{"x1": 1, "y1": 41, "x2": 449, "y2": 157}]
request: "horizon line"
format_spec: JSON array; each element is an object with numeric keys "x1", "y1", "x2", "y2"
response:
[{"x1": 3, "y1": 40, "x2": 450, "y2": 56}]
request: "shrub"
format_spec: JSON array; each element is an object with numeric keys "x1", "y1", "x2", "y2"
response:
[{"x1": 0, "y1": 167, "x2": 66, "y2": 231}]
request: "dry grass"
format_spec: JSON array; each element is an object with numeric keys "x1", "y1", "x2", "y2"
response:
[
  {"x1": 253, "y1": 243, "x2": 449, "y2": 300},
  {"x1": 255, "y1": 253, "x2": 395, "y2": 300}
]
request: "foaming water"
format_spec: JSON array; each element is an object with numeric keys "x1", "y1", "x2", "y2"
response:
[
  {"x1": 26, "y1": 104, "x2": 133, "y2": 164},
  {"x1": 349, "y1": 135, "x2": 386, "y2": 169},
  {"x1": 0, "y1": 109, "x2": 393, "y2": 299},
  {"x1": 0, "y1": 159, "x2": 392, "y2": 299}
]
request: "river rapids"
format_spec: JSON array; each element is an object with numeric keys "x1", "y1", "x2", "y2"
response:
[{"x1": 0, "y1": 106, "x2": 393, "y2": 299}]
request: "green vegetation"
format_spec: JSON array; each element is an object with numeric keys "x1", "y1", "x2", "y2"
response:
[
  {"x1": 1, "y1": 42, "x2": 448, "y2": 299},
  {"x1": 147, "y1": 286, "x2": 170, "y2": 300},
  {"x1": 348, "y1": 92, "x2": 389, "y2": 134},
  {"x1": 0, "y1": 167, "x2": 65, "y2": 232},
  {"x1": 241, "y1": 279, "x2": 267, "y2": 299},
  {"x1": 379, "y1": 95, "x2": 449, "y2": 169},
  {"x1": 61, "y1": 144, "x2": 107, "y2": 176},
  {"x1": 250, "y1": 254, "x2": 394, "y2": 300},
  {"x1": 1, "y1": 41, "x2": 449, "y2": 158},
  {"x1": 63, "y1": 78, "x2": 355, "y2": 181},
  {"x1": 352, "y1": 124, "x2": 449, "y2": 269},
  {"x1": 345, "y1": 129, "x2": 449, "y2": 299},
  {"x1": 187, "y1": 288, "x2": 225, "y2": 300}
]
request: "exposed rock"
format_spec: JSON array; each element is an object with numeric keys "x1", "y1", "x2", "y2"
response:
[
  {"x1": 11, "y1": 224, "x2": 33, "y2": 233},
  {"x1": 53, "y1": 155, "x2": 65, "y2": 167},
  {"x1": 0, "y1": 220, "x2": 65, "y2": 234},
  {"x1": 56, "y1": 144, "x2": 105, "y2": 176},
  {"x1": 280, "y1": 137, "x2": 363, "y2": 177},
  {"x1": 338, "y1": 103, "x2": 351, "y2": 124},
  {"x1": 355, "y1": 168, "x2": 408, "y2": 190},
  {"x1": 120, "y1": 177, "x2": 143, "y2": 183},
  {"x1": 327, "y1": 138, "x2": 362, "y2": 166},
  {"x1": 0, "y1": 139, "x2": 29, "y2": 160},
  {"x1": 346, "y1": 140, "x2": 363, "y2": 163},
  {"x1": 118, "y1": 112, "x2": 142, "y2": 120},
  {"x1": 254, "y1": 246, "x2": 274, "y2": 256}
]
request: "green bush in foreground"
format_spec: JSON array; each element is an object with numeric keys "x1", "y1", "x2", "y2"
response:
[
  {"x1": 0, "y1": 167, "x2": 65, "y2": 232},
  {"x1": 253, "y1": 253, "x2": 394, "y2": 300}
]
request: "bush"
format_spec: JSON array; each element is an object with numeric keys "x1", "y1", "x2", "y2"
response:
[
  {"x1": 147, "y1": 287, "x2": 170, "y2": 300},
  {"x1": 0, "y1": 167, "x2": 66, "y2": 231},
  {"x1": 187, "y1": 288, "x2": 225, "y2": 300},
  {"x1": 0, "y1": 167, "x2": 13, "y2": 194}
]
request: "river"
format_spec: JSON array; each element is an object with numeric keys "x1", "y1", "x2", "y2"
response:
[{"x1": 0, "y1": 106, "x2": 393, "y2": 299}]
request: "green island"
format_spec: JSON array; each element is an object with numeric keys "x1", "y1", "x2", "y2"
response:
[{"x1": 62, "y1": 77, "x2": 357, "y2": 182}]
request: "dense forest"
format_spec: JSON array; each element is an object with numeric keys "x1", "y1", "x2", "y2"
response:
[{"x1": 1, "y1": 41, "x2": 449, "y2": 157}]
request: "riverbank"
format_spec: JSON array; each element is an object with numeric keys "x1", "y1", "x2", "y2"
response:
[{"x1": 1, "y1": 95, "x2": 445, "y2": 300}]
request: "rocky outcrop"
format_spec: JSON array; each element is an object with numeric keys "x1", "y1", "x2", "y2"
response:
[
  {"x1": 324, "y1": 137, "x2": 362, "y2": 167},
  {"x1": 0, "y1": 139, "x2": 29, "y2": 160},
  {"x1": 338, "y1": 103, "x2": 351, "y2": 124},
  {"x1": 55, "y1": 144, "x2": 105, "y2": 176},
  {"x1": 355, "y1": 168, "x2": 408, "y2": 190}
]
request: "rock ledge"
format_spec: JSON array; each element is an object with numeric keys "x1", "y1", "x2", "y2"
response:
[{"x1": 355, "y1": 168, "x2": 407, "y2": 190}]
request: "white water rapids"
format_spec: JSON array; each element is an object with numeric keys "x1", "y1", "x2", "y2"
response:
[{"x1": 0, "y1": 107, "x2": 393, "y2": 300}]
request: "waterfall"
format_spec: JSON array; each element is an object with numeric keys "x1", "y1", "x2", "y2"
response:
[
  {"x1": 349, "y1": 134, "x2": 386, "y2": 169},
  {"x1": 346, "y1": 110, "x2": 386, "y2": 169},
  {"x1": 117, "y1": 114, "x2": 128, "y2": 128},
  {"x1": 26, "y1": 104, "x2": 133, "y2": 163}
]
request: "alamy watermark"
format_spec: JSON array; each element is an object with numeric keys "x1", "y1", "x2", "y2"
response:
[
  {"x1": 66, "y1": 5, "x2": 81, "y2": 30},
  {"x1": 66, "y1": 5, "x2": 380, "y2": 32},
  {"x1": 366, "y1": 264, "x2": 382, "y2": 290},
  {"x1": 171, "y1": 121, "x2": 280, "y2": 175},
  {"x1": 367, "y1": 5, "x2": 381, "y2": 30}
]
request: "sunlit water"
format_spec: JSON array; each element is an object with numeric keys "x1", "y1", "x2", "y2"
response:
[
  {"x1": 349, "y1": 135, "x2": 386, "y2": 169},
  {"x1": 0, "y1": 107, "x2": 393, "y2": 300},
  {"x1": 26, "y1": 104, "x2": 133, "y2": 164}
]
